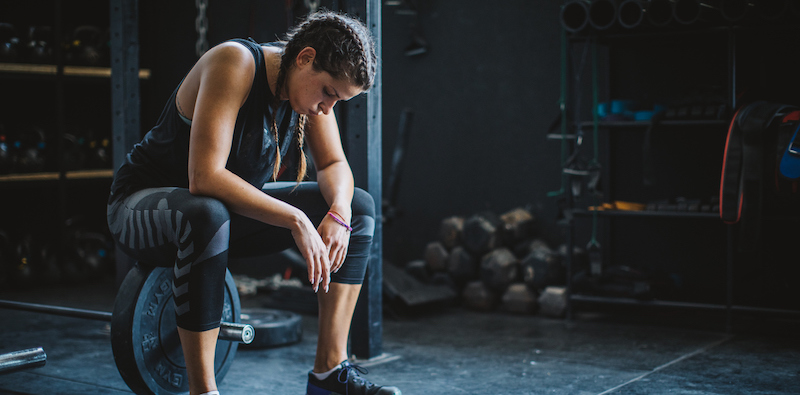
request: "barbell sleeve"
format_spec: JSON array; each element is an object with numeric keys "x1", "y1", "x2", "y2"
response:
[
  {"x1": 219, "y1": 322, "x2": 255, "y2": 344},
  {"x1": 0, "y1": 347, "x2": 47, "y2": 375}
]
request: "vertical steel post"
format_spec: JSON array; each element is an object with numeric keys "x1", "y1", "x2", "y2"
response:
[
  {"x1": 55, "y1": 0, "x2": 67, "y2": 257},
  {"x1": 341, "y1": 0, "x2": 383, "y2": 359},
  {"x1": 110, "y1": 0, "x2": 141, "y2": 174},
  {"x1": 560, "y1": 27, "x2": 573, "y2": 321},
  {"x1": 725, "y1": 28, "x2": 736, "y2": 333}
]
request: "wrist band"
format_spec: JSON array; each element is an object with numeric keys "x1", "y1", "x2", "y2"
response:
[{"x1": 327, "y1": 211, "x2": 352, "y2": 232}]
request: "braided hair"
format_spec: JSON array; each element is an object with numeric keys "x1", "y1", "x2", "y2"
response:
[{"x1": 269, "y1": 10, "x2": 378, "y2": 183}]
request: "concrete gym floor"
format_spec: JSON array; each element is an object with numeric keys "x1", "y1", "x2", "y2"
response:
[{"x1": 0, "y1": 277, "x2": 799, "y2": 395}]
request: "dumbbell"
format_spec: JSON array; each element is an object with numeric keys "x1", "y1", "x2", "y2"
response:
[
  {"x1": 462, "y1": 280, "x2": 497, "y2": 312},
  {"x1": 437, "y1": 216, "x2": 464, "y2": 249},
  {"x1": 498, "y1": 207, "x2": 535, "y2": 246},
  {"x1": 480, "y1": 247, "x2": 520, "y2": 293},
  {"x1": 520, "y1": 241, "x2": 565, "y2": 291},
  {"x1": 462, "y1": 212, "x2": 502, "y2": 254},
  {"x1": 501, "y1": 283, "x2": 538, "y2": 314},
  {"x1": 447, "y1": 246, "x2": 478, "y2": 285},
  {"x1": 538, "y1": 286, "x2": 568, "y2": 318}
]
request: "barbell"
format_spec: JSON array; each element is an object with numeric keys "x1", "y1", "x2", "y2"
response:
[{"x1": 0, "y1": 264, "x2": 253, "y2": 395}]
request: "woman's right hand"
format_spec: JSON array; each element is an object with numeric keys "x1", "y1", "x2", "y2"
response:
[{"x1": 291, "y1": 213, "x2": 331, "y2": 293}]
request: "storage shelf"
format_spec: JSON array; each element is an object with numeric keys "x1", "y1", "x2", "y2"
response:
[
  {"x1": 0, "y1": 63, "x2": 151, "y2": 79},
  {"x1": 0, "y1": 169, "x2": 113, "y2": 183},
  {"x1": 558, "y1": 10, "x2": 800, "y2": 329},
  {"x1": 572, "y1": 209, "x2": 718, "y2": 219},
  {"x1": 580, "y1": 119, "x2": 728, "y2": 128},
  {"x1": 570, "y1": 294, "x2": 800, "y2": 316}
]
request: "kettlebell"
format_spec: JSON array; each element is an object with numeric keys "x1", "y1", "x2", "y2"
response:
[
  {"x1": 63, "y1": 216, "x2": 115, "y2": 281},
  {"x1": 71, "y1": 229, "x2": 114, "y2": 279},
  {"x1": 62, "y1": 133, "x2": 87, "y2": 171},
  {"x1": 25, "y1": 26, "x2": 54, "y2": 64},
  {"x1": 14, "y1": 126, "x2": 48, "y2": 173},
  {"x1": 11, "y1": 233, "x2": 43, "y2": 289},
  {"x1": 58, "y1": 241, "x2": 87, "y2": 283},
  {"x1": 87, "y1": 138, "x2": 111, "y2": 169},
  {"x1": 0, "y1": 23, "x2": 20, "y2": 63},
  {"x1": 66, "y1": 26, "x2": 105, "y2": 66},
  {"x1": 39, "y1": 242, "x2": 63, "y2": 286}
]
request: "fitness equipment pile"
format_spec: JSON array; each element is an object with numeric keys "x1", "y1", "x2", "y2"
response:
[
  {"x1": 397, "y1": 207, "x2": 579, "y2": 317},
  {"x1": 397, "y1": 206, "x2": 684, "y2": 316}
]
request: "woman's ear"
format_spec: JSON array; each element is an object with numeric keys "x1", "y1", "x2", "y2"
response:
[{"x1": 296, "y1": 47, "x2": 317, "y2": 68}]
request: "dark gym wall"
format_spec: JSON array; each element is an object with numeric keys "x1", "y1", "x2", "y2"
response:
[
  {"x1": 140, "y1": 0, "x2": 311, "y2": 127},
  {"x1": 138, "y1": 1, "x2": 566, "y2": 266},
  {"x1": 380, "y1": 1, "x2": 563, "y2": 265}
]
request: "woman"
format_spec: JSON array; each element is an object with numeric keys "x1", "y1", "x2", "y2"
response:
[{"x1": 107, "y1": 10, "x2": 401, "y2": 395}]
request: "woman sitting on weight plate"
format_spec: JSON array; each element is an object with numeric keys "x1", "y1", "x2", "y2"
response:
[{"x1": 106, "y1": 10, "x2": 400, "y2": 395}]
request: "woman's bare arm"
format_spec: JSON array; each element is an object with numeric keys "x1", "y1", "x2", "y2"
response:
[{"x1": 181, "y1": 42, "x2": 331, "y2": 291}]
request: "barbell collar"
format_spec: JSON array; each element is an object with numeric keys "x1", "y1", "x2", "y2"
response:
[{"x1": 219, "y1": 322, "x2": 255, "y2": 344}]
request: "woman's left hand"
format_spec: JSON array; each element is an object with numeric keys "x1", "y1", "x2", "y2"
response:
[{"x1": 318, "y1": 212, "x2": 351, "y2": 274}]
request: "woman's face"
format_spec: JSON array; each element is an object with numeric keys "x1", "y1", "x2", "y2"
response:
[{"x1": 284, "y1": 47, "x2": 363, "y2": 116}]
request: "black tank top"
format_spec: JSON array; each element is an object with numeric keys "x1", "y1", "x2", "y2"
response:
[{"x1": 110, "y1": 39, "x2": 298, "y2": 201}]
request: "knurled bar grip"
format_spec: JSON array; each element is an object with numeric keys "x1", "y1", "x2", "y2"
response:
[{"x1": 0, "y1": 300, "x2": 254, "y2": 344}]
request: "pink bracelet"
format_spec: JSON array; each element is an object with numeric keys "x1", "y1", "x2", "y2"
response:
[{"x1": 328, "y1": 211, "x2": 352, "y2": 232}]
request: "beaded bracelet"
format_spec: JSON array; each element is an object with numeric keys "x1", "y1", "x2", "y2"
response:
[{"x1": 327, "y1": 211, "x2": 352, "y2": 232}]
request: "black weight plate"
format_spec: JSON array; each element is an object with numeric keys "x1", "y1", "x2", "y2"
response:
[
  {"x1": 239, "y1": 308, "x2": 302, "y2": 349},
  {"x1": 111, "y1": 265, "x2": 241, "y2": 395}
]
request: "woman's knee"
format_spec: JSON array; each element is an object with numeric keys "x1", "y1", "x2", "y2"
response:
[
  {"x1": 352, "y1": 188, "x2": 375, "y2": 218},
  {"x1": 349, "y1": 188, "x2": 375, "y2": 239},
  {"x1": 172, "y1": 191, "x2": 231, "y2": 230}
]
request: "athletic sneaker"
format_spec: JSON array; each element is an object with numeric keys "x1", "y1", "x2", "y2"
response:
[{"x1": 306, "y1": 361, "x2": 402, "y2": 395}]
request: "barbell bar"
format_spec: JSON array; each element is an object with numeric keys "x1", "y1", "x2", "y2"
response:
[{"x1": 0, "y1": 299, "x2": 254, "y2": 344}]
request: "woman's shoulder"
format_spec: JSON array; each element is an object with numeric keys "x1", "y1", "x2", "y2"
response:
[
  {"x1": 203, "y1": 41, "x2": 255, "y2": 69},
  {"x1": 190, "y1": 42, "x2": 256, "y2": 88},
  {"x1": 186, "y1": 41, "x2": 257, "y2": 99}
]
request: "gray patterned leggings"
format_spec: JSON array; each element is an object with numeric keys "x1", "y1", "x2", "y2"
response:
[{"x1": 107, "y1": 182, "x2": 375, "y2": 332}]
